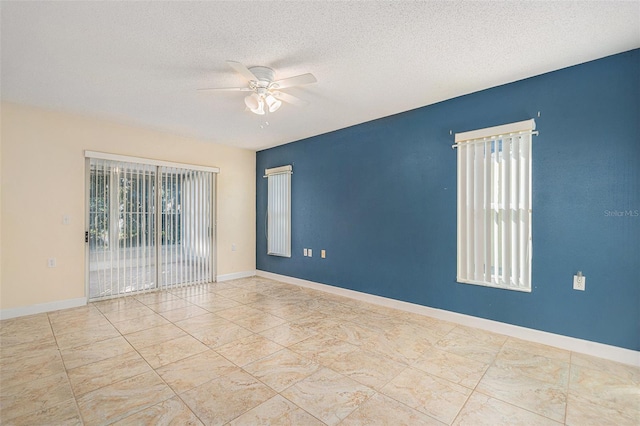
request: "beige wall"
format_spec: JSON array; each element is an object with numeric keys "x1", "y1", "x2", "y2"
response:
[{"x1": 0, "y1": 102, "x2": 256, "y2": 310}]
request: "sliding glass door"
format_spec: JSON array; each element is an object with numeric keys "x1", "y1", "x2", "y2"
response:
[{"x1": 87, "y1": 156, "x2": 216, "y2": 300}]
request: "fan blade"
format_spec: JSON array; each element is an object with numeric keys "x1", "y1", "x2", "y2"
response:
[
  {"x1": 227, "y1": 60, "x2": 258, "y2": 81},
  {"x1": 272, "y1": 73, "x2": 317, "y2": 89},
  {"x1": 273, "y1": 91, "x2": 309, "y2": 107},
  {"x1": 197, "y1": 87, "x2": 252, "y2": 92}
]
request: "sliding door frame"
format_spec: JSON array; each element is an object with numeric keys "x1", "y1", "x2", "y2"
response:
[{"x1": 84, "y1": 151, "x2": 219, "y2": 302}]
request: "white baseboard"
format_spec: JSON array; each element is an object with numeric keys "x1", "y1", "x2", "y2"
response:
[
  {"x1": 0, "y1": 271, "x2": 259, "y2": 320},
  {"x1": 0, "y1": 297, "x2": 87, "y2": 320},
  {"x1": 217, "y1": 270, "x2": 256, "y2": 282},
  {"x1": 256, "y1": 270, "x2": 640, "y2": 367}
]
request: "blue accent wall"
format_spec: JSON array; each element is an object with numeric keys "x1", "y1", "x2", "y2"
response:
[{"x1": 256, "y1": 50, "x2": 640, "y2": 351}]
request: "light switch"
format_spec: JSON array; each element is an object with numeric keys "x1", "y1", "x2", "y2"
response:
[
  {"x1": 308, "y1": 249, "x2": 312, "y2": 257},
  {"x1": 303, "y1": 248, "x2": 308, "y2": 256}
]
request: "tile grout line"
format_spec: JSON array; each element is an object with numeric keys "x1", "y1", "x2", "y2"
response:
[
  {"x1": 564, "y1": 354, "x2": 574, "y2": 426},
  {"x1": 448, "y1": 330, "x2": 508, "y2": 425},
  {"x1": 97, "y1": 293, "x2": 199, "y2": 425},
  {"x1": 457, "y1": 333, "x2": 569, "y2": 425}
]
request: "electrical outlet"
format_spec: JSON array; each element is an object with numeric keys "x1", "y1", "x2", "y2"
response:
[
  {"x1": 63, "y1": 215, "x2": 71, "y2": 225},
  {"x1": 48, "y1": 258, "x2": 57, "y2": 268},
  {"x1": 308, "y1": 249, "x2": 312, "y2": 257},
  {"x1": 321, "y1": 249, "x2": 326, "y2": 258},
  {"x1": 573, "y1": 272, "x2": 586, "y2": 291},
  {"x1": 303, "y1": 248, "x2": 308, "y2": 256}
]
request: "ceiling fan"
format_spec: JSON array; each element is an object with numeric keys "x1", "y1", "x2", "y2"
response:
[{"x1": 199, "y1": 61, "x2": 317, "y2": 115}]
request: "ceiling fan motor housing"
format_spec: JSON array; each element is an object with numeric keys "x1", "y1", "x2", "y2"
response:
[{"x1": 249, "y1": 66, "x2": 276, "y2": 88}]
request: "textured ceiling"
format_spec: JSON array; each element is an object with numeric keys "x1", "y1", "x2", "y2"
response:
[{"x1": 1, "y1": 1, "x2": 639, "y2": 151}]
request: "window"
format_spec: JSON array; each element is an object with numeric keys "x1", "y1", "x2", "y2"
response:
[
  {"x1": 455, "y1": 119, "x2": 536, "y2": 292},
  {"x1": 265, "y1": 165, "x2": 292, "y2": 257}
]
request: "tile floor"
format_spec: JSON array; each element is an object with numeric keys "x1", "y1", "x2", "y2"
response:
[{"x1": 1, "y1": 277, "x2": 638, "y2": 425}]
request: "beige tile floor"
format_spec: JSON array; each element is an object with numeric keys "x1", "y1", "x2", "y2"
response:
[{"x1": 1, "y1": 277, "x2": 638, "y2": 425}]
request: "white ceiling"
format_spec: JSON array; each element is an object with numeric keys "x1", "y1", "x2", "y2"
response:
[{"x1": 2, "y1": 1, "x2": 639, "y2": 151}]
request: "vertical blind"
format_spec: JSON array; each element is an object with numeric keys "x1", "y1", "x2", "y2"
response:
[
  {"x1": 160, "y1": 167, "x2": 215, "y2": 288},
  {"x1": 87, "y1": 152, "x2": 217, "y2": 300},
  {"x1": 265, "y1": 165, "x2": 292, "y2": 257},
  {"x1": 89, "y1": 158, "x2": 157, "y2": 297},
  {"x1": 455, "y1": 119, "x2": 535, "y2": 292}
]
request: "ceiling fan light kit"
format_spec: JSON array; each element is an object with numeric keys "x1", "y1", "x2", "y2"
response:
[
  {"x1": 265, "y1": 94, "x2": 282, "y2": 113},
  {"x1": 244, "y1": 92, "x2": 264, "y2": 114},
  {"x1": 200, "y1": 61, "x2": 317, "y2": 115}
]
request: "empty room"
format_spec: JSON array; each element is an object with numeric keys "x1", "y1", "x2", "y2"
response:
[{"x1": 1, "y1": 1, "x2": 638, "y2": 425}]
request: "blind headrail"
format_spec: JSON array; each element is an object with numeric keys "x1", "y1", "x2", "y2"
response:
[
  {"x1": 264, "y1": 165, "x2": 293, "y2": 178},
  {"x1": 451, "y1": 130, "x2": 538, "y2": 149},
  {"x1": 85, "y1": 150, "x2": 220, "y2": 173},
  {"x1": 452, "y1": 119, "x2": 537, "y2": 149}
]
